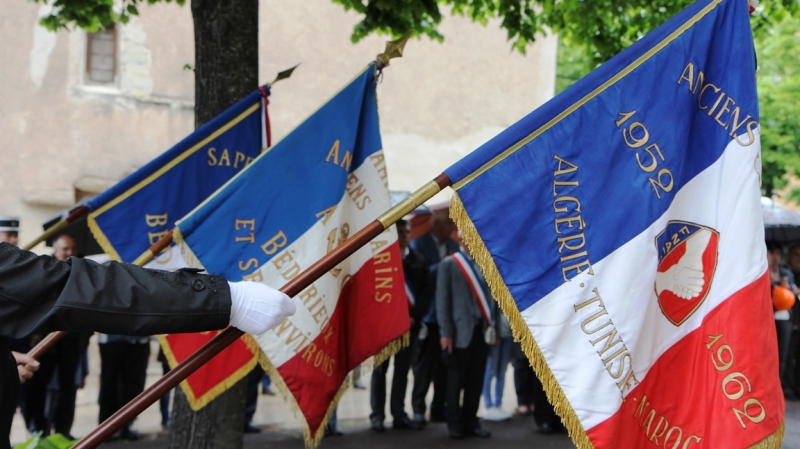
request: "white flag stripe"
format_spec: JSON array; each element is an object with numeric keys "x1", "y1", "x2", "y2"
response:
[
  {"x1": 520, "y1": 133, "x2": 764, "y2": 429},
  {"x1": 241, "y1": 151, "x2": 395, "y2": 366}
]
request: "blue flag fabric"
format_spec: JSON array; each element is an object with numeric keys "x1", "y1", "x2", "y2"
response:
[
  {"x1": 174, "y1": 64, "x2": 410, "y2": 446},
  {"x1": 87, "y1": 86, "x2": 270, "y2": 262},
  {"x1": 445, "y1": 0, "x2": 783, "y2": 448},
  {"x1": 175, "y1": 66, "x2": 381, "y2": 274}
]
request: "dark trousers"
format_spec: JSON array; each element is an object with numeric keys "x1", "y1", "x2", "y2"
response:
[
  {"x1": 777, "y1": 319, "x2": 792, "y2": 383},
  {"x1": 24, "y1": 333, "x2": 82, "y2": 435},
  {"x1": 411, "y1": 323, "x2": 447, "y2": 418},
  {"x1": 2, "y1": 344, "x2": 19, "y2": 449},
  {"x1": 245, "y1": 364, "x2": 264, "y2": 424},
  {"x1": 370, "y1": 342, "x2": 413, "y2": 422},
  {"x1": 531, "y1": 366, "x2": 559, "y2": 427},
  {"x1": 513, "y1": 357, "x2": 535, "y2": 408},
  {"x1": 446, "y1": 326, "x2": 488, "y2": 432},
  {"x1": 98, "y1": 342, "x2": 150, "y2": 424}
]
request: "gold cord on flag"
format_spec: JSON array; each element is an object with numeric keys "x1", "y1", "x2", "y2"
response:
[
  {"x1": 450, "y1": 193, "x2": 594, "y2": 449},
  {"x1": 252, "y1": 331, "x2": 410, "y2": 449}
]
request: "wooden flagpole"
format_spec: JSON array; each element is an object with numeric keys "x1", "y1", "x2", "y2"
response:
[{"x1": 71, "y1": 173, "x2": 450, "y2": 449}]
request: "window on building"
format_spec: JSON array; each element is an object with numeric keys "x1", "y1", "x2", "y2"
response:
[{"x1": 86, "y1": 25, "x2": 116, "y2": 83}]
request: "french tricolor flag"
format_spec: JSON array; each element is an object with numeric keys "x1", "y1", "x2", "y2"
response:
[
  {"x1": 445, "y1": 0, "x2": 784, "y2": 447},
  {"x1": 174, "y1": 65, "x2": 409, "y2": 447}
]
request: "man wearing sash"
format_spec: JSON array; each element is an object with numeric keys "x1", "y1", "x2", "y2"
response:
[
  {"x1": 436, "y1": 242, "x2": 494, "y2": 439},
  {"x1": 369, "y1": 219, "x2": 432, "y2": 432},
  {"x1": 410, "y1": 210, "x2": 459, "y2": 424}
]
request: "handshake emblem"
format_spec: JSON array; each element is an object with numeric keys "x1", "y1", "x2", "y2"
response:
[{"x1": 654, "y1": 221, "x2": 719, "y2": 326}]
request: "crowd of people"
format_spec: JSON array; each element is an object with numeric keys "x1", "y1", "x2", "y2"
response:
[
  {"x1": 767, "y1": 241, "x2": 800, "y2": 401},
  {"x1": 1, "y1": 212, "x2": 563, "y2": 444}
]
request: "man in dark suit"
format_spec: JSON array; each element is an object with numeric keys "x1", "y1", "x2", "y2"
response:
[
  {"x1": 409, "y1": 210, "x2": 459, "y2": 424},
  {"x1": 24, "y1": 234, "x2": 86, "y2": 439},
  {"x1": 436, "y1": 243, "x2": 492, "y2": 439},
  {"x1": 370, "y1": 219, "x2": 432, "y2": 432}
]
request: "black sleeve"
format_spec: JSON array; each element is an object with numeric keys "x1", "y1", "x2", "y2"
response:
[
  {"x1": 0, "y1": 243, "x2": 231, "y2": 339},
  {"x1": 409, "y1": 251, "x2": 434, "y2": 323}
]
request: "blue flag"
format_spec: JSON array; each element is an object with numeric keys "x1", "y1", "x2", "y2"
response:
[
  {"x1": 87, "y1": 86, "x2": 271, "y2": 262},
  {"x1": 445, "y1": 0, "x2": 783, "y2": 448},
  {"x1": 174, "y1": 64, "x2": 410, "y2": 444}
]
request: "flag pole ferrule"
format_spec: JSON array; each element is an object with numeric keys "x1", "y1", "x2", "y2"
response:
[{"x1": 377, "y1": 176, "x2": 448, "y2": 228}]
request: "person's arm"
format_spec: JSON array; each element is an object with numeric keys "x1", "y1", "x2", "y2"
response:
[
  {"x1": 0, "y1": 243, "x2": 294, "y2": 338},
  {"x1": 436, "y1": 259, "x2": 454, "y2": 353}
]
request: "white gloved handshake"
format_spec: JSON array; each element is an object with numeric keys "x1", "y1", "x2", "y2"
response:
[{"x1": 228, "y1": 281, "x2": 296, "y2": 335}]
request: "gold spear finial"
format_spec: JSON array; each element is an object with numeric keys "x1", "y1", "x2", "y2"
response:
[
  {"x1": 376, "y1": 33, "x2": 412, "y2": 65},
  {"x1": 268, "y1": 64, "x2": 300, "y2": 88}
]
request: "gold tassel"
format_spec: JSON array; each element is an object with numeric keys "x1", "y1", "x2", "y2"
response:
[
  {"x1": 86, "y1": 213, "x2": 123, "y2": 262},
  {"x1": 451, "y1": 193, "x2": 594, "y2": 449},
  {"x1": 253, "y1": 331, "x2": 409, "y2": 449},
  {"x1": 156, "y1": 334, "x2": 259, "y2": 411},
  {"x1": 746, "y1": 421, "x2": 785, "y2": 449},
  {"x1": 172, "y1": 227, "x2": 205, "y2": 270},
  {"x1": 451, "y1": 193, "x2": 786, "y2": 449}
]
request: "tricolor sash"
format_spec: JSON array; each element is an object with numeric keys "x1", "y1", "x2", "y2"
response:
[
  {"x1": 451, "y1": 251, "x2": 493, "y2": 326},
  {"x1": 404, "y1": 272, "x2": 416, "y2": 308}
]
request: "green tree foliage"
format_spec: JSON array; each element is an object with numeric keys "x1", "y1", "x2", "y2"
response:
[
  {"x1": 30, "y1": 0, "x2": 800, "y2": 200},
  {"x1": 755, "y1": 14, "x2": 800, "y2": 199}
]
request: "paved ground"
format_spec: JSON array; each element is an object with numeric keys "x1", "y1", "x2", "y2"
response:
[{"x1": 10, "y1": 338, "x2": 800, "y2": 448}]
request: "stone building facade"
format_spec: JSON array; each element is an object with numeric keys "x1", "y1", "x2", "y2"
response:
[{"x1": 0, "y1": 0, "x2": 556, "y2": 251}]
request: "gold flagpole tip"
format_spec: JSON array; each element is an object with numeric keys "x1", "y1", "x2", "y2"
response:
[
  {"x1": 376, "y1": 33, "x2": 412, "y2": 65},
  {"x1": 268, "y1": 64, "x2": 300, "y2": 88}
]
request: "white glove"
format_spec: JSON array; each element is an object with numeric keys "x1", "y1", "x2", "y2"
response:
[{"x1": 228, "y1": 281, "x2": 296, "y2": 335}]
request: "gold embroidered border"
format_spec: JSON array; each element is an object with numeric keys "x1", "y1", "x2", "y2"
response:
[
  {"x1": 452, "y1": 0, "x2": 723, "y2": 191},
  {"x1": 156, "y1": 333, "x2": 259, "y2": 411},
  {"x1": 86, "y1": 101, "x2": 261, "y2": 261},
  {"x1": 254, "y1": 331, "x2": 409, "y2": 449}
]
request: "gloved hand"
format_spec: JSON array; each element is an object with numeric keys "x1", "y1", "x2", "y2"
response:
[{"x1": 228, "y1": 281, "x2": 296, "y2": 335}]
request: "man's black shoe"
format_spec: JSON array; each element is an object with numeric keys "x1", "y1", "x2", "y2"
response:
[
  {"x1": 393, "y1": 417, "x2": 423, "y2": 430},
  {"x1": 324, "y1": 426, "x2": 343, "y2": 437},
  {"x1": 429, "y1": 413, "x2": 447, "y2": 423},
  {"x1": 244, "y1": 423, "x2": 262, "y2": 434},
  {"x1": 371, "y1": 417, "x2": 386, "y2": 432},
  {"x1": 120, "y1": 427, "x2": 139, "y2": 441},
  {"x1": 413, "y1": 413, "x2": 428, "y2": 426},
  {"x1": 465, "y1": 427, "x2": 491, "y2": 438},
  {"x1": 448, "y1": 428, "x2": 466, "y2": 439}
]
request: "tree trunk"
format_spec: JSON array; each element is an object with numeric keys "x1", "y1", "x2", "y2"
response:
[
  {"x1": 168, "y1": 383, "x2": 247, "y2": 449},
  {"x1": 168, "y1": 0, "x2": 258, "y2": 447},
  {"x1": 191, "y1": 0, "x2": 259, "y2": 127}
]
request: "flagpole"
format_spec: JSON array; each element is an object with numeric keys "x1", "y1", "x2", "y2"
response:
[
  {"x1": 71, "y1": 173, "x2": 450, "y2": 449},
  {"x1": 21, "y1": 206, "x2": 89, "y2": 251}
]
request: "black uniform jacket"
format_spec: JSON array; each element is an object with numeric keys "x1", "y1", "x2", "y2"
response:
[
  {"x1": 405, "y1": 248, "x2": 434, "y2": 326},
  {"x1": 0, "y1": 243, "x2": 232, "y2": 448}
]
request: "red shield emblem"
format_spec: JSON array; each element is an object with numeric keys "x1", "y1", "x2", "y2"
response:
[{"x1": 654, "y1": 221, "x2": 719, "y2": 326}]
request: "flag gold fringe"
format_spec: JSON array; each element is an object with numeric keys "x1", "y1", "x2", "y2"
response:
[
  {"x1": 86, "y1": 213, "x2": 123, "y2": 262},
  {"x1": 449, "y1": 193, "x2": 594, "y2": 449},
  {"x1": 173, "y1": 227, "x2": 206, "y2": 270},
  {"x1": 156, "y1": 334, "x2": 259, "y2": 411},
  {"x1": 451, "y1": 193, "x2": 785, "y2": 449},
  {"x1": 747, "y1": 420, "x2": 784, "y2": 449},
  {"x1": 254, "y1": 330, "x2": 409, "y2": 449}
]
